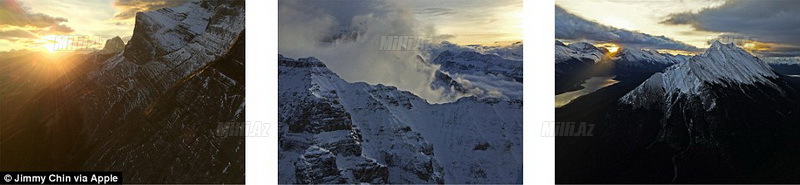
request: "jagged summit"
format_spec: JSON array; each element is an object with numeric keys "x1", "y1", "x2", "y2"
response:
[
  {"x1": 123, "y1": 0, "x2": 244, "y2": 65},
  {"x1": 692, "y1": 41, "x2": 777, "y2": 83},
  {"x1": 620, "y1": 41, "x2": 780, "y2": 108}
]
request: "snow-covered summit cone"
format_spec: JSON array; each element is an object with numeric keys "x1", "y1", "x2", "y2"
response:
[{"x1": 620, "y1": 41, "x2": 780, "y2": 109}]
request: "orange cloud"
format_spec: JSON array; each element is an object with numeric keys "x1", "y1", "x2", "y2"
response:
[
  {"x1": 112, "y1": 0, "x2": 188, "y2": 20},
  {"x1": 0, "y1": 0, "x2": 73, "y2": 32}
]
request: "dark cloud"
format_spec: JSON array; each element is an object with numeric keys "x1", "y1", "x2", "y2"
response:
[
  {"x1": 112, "y1": 0, "x2": 188, "y2": 20},
  {"x1": 555, "y1": 5, "x2": 700, "y2": 51},
  {"x1": 753, "y1": 45, "x2": 800, "y2": 58},
  {"x1": 662, "y1": 0, "x2": 800, "y2": 57},
  {"x1": 0, "y1": 0, "x2": 73, "y2": 33}
]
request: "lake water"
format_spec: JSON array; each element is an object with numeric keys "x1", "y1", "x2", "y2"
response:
[{"x1": 555, "y1": 76, "x2": 619, "y2": 108}]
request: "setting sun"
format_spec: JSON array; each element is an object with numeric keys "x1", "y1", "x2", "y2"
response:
[
  {"x1": 596, "y1": 43, "x2": 620, "y2": 53},
  {"x1": 607, "y1": 45, "x2": 619, "y2": 53}
]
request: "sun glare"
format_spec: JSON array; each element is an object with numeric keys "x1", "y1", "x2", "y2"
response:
[
  {"x1": 597, "y1": 43, "x2": 620, "y2": 54},
  {"x1": 607, "y1": 45, "x2": 619, "y2": 53},
  {"x1": 40, "y1": 35, "x2": 72, "y2": 52}
]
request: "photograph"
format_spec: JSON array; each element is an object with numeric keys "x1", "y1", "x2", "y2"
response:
[
  {"x1": 278, "y1": 0, "x2": 523, "y2": 184},
  {"x1": 5, "y1": 0, "x2": 799, "y2": 184},
  {"x1": 0, "y1": 0, "x2": 244, "y2": 183},
  {"x1": 555, "y1": 0, "x2": 800, "y2": 183}
]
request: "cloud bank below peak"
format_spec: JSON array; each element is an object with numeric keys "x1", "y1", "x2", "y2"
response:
[{"x1": 555, "y1": 5, "x2": 699, "y2": 52}]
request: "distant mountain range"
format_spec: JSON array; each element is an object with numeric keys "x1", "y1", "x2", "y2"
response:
[{"x1": 555, "y1": 40, "x2": 690, "y2": 94}]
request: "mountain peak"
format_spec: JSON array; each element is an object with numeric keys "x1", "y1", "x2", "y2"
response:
[
  {"x1": 98, "y1": 36, "x2": 125, "y2": 54},
  {"x1": 620, "y1": 41, "x2": 779, "y2": 109},
  {"x1": 709, "y1": 40, "x2": 725, "y2": 48},
  {"x1": 704, "y1": 40, "x2": 746, "y2": 56},
  {"x1": 123, "y1": 1, "x2": 244, "y2": 65}
]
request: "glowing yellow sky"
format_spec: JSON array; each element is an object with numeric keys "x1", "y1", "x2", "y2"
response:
[
  {"x1": 0, "y1": 0, "x2": 136, "y2": 52},
  {"x1": 556, "y1": 0, "x2": 726, "y2": 49},
  {"x1": 411, "y1": 0, "x2": 523, "y2": 46}
]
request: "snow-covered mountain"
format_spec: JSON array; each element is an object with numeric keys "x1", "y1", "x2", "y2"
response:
[
  {"x1": 620, "y1": 41, "x2": 780, "y2": 109},
  {"x1": 615, "y1": 47, "x2": 689, "y2": 67},
  {"x1": 555, "y1": 40, "x2": 688, "y2": 94},
  {"x1": 1, "y1": 1, "x2": 244, "y2": 183},
  {"x1": 430, "y1": 41, "x2": 523, "y2": 61},
  {"x1": 764, "y1": 57, "x2": 800, "y2": 76},
  {"x1": 279, "y1": 55, "x2": 522, "y2": 184},
  {"x1": 555, "y1": 40, "x2": 607, "y2": 64},
  {"x1": 557, "y1": 40, "x2": 800, "y2": 183},
  {"x1": 430, "y1": 50, "x2": 523, "y2": 100}
]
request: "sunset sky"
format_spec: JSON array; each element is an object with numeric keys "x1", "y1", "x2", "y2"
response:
[
  {"x1": 408, "y1": 0, "x2": 522, "y2": 46},
  {"x1": 556, "y1": 0, "x2": 800, "y2": 58},
  {"x1": 0, "y1": 0, "x2": 188, "y2": 52}
]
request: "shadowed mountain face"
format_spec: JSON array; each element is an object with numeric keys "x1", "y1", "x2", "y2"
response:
[
  {"x1": 557, "y1": 41, "x2": 800, "y2": 183},
  {"x1": 0, "y1": 1, "x2": 245, "y2": 183}
]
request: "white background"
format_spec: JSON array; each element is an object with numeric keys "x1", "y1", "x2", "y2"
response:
[{"x1": 247, "y1": 0, "x2": 556, "y2": 184}]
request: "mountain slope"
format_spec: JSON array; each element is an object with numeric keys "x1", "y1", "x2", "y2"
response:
[
  {"x1": 621, "y1": 41, "x2": 781, "y2": 110},
  {"x1": 279, "y1": 55, "x2": 523, "y2": 184}
]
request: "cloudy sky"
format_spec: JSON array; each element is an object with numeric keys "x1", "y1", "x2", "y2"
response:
[
  {"x1": 279, "y1": 0, "x2": 522, "y2": 103},
  {"x1": 0, "y1": 0, "x2": 187, "y2": 52},
  {"x1": 556, "y1": 0, "x2": 800, "y2": 57}
]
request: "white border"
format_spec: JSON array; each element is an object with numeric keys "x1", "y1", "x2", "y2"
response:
[
  {"x1": 256, "y1": 0, "x2": 555, "y2": 184},
  {"x1": 245, "y1": 0, "x2": 277, "y2": 184},
  {"x1": 526, "y1": 0, "x2": 556, "y2": 184}
]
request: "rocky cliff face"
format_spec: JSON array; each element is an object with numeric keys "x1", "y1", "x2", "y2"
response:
[
  {"x1": 279, "y1": 54, "x2": 522, "y2": 184},
  {"x1": 0, "y1": 1, "x2": 245, "y2": 183}
]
